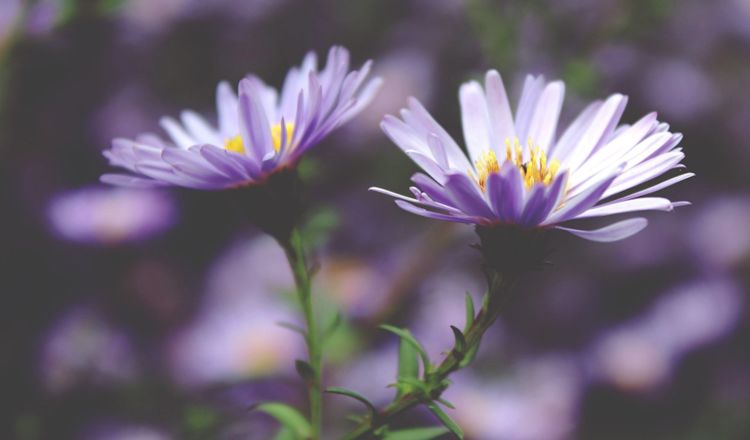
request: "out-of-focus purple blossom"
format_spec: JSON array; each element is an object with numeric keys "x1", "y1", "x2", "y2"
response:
[
  {"x1": 47, "y1": 186, "x2": 176, "y2": 245},
  {"x1": 81, "y1": 422, "x2": 172, "y2": 440},
  {"x1": 348, "y1": 49, "x2": 435, "y2": 138},
  {"x1": 167, "y1": 236, "x2": 304, "y2": 387},
  {"x1": 0, "y1": 0, "x2": 57, "y2": 45},
  {"x1": 167, "y1": 298, "x2": 303, "y2": 386},
  {"x1": 314, "y1": 258, "x2": 385, "y2": 318},
  {"x1": 589, "y1": 278, "x2": 742, "y2": 391},
  {"x1": 0, "y1": 1, "x2": 22, "y2": 44},
  {"x1": 444, "y1": 357, "x2": 582, "y2": 440},
  {"x1": 688, "y1": 196, "x2": 750, "y2": 272},
  {"x1": 372, "y1": 70, "x2": 691, "y2": 242},
  {"x1": 120, "y1": 0, "x2": 288, "y2": 34},
  {"x1": 641, "y1": 60, "x2": 717, "y2": 122},
  {"x1": 333, "y1": 347, "x2": 399, "y2": 405},
  {"x1": 411, "y1": 271, "x2": 491, "y2": 360},
  {"x1": 24, "y1": 0, "x2": 59, "y2": 36},
  {"x1": 40, "y1": 307, "x2": 140, "y2": 394},
  {"x1": 101, "y1": 46, "x2": 381, "y2": 189}
]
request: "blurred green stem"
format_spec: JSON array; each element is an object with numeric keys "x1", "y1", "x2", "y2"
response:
[
  {"x1": 281, "y1": 229, "x2": 322, "y2": 440},
  {"x1": 340, "y1": 270, "x2": 517, "y2": 440}
]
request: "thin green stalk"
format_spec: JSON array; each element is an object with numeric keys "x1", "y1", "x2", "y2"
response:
[
  {"x1": 281, "y1": 229, "x2": 323, "y2": 440},
  {"x1": 340, "y1": 271, "x2": 517, "y2": 440}
]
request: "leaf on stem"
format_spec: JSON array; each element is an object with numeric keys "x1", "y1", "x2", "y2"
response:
[
  {"x1": 426, "y1": 402, "x2": 464, "y2": 439},
  {"x1": 323, "y1": 311, "x2": 342, "y2": 340},
  {"x1": 464, "y1": 292, "x2": 475, "y2": 332},
  {"x1": 254, "y1": 402, "x2": 312, "y2": 439},
  {"x1": 277, "y1": 321, "x2": 307, "y2": 336},
  {"x1": 294, "y1": 359, "x2": 316, "y2": 384},
  {"x1": 381, "y1": 324, "x2": 431, "y2": 373},
  {"x1": 271, "y1": 427, "x2": 298, "y2": 440},
  {"x1": 449, "y1": 326, "x2": 466, "y2": 355},
  {"x1": 436, "y1": 397, "x2": 456, "y2": 409},
  {"x1": 383, "y1": 426, "x2": 450, "y2": 440},
  {"x1": 325, "y1": 387, "x2": 377, "y2": 418}
]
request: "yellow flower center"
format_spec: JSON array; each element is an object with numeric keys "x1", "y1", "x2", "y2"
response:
[
  {"x1": 224, "y1": 123, "x2": 295, "y2": 154},
  {"x1": 472, "y1": 137, "x2": 560, "y2": 191}
]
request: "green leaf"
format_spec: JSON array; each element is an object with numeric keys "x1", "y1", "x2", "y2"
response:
[
  {"x1": 381, "y1": 324, "x2": 431, "y2": 373},
  {"x1": 383, "y1": 426, "x2": 450, "y2": 440},
  {"x1": 436, "y1": 397, "x2": 456, "y2": 409},
  {"x1": 325, "y1": 387, "x2": 377, "y2": 417},
  {"x1": 254, "y1": 403, "x2": 311, "y2": 439},
  {"x1": 395, "y1": 337, "x2": 418, "y2": 399},
  {"x1": 294, "y1": 360, "x2": 315, "y2": 384},
  {"x1": 271, "y1": 427, "x2": 298, "y2": 440},
  {"x1": 464, "y1": 292, "x2": 475, "y2": 332},
  {"x1": 277, "y1": 321, "x2": 307, "y2": 336},
  {"x1": 450, "y1": 326, "x2": 466, "y2": 354},
  {"x1": 427, "y1": 402, "x2": 464, "y2": 439},
  {"x1": 323, "y1": 311, "x2": 342, "y2": 340}
]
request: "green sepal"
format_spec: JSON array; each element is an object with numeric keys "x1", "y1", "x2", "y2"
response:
[
  {"x1": 426, "y1": 401, "x2": 464, "y2": 439},
  {"x1": 325, "y1": 387, "x2": 377, "y2": 418},
  {"x1": 383, "y1": 426, "x2": 450, "y2": 440},
  {"x1": 294, "y1": 359, "x2": 315, "y2": 384},
  {"x1": 381, "y1": 324, "x2": 431, "y2": 373},
  {"x1": 254, "y1": 402, "x2": 311, "y2": 439}
]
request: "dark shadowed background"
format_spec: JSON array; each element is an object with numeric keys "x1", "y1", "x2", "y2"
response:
[{"x1": 2, "y1": 0, "x2": 750, "y2": 439}]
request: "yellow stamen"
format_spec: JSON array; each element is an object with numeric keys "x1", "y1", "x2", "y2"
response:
[
  {"x1": 224, "y1": 123, "x2": 295, "y2": 154},
  {"x1": 473, "y1": 137, "x2": 560, "y2": 191},
  {"x1": 474, "y1": 150, "x2": 500, "y2": 191}
]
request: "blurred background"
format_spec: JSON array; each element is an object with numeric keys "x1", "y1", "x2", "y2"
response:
[{"x1": 1, "y1": 0, "x2": 750, "y2": 438}]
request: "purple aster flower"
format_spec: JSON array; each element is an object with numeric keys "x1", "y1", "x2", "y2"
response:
[
  {"x1": 371, "y1": 70, "x2": 692, "y2": 242},
  {"x1": 101, "y1": 46, "x2": 381, "y2": 190}
]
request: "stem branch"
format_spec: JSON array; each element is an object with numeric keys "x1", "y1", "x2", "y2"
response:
[{"x1": 341, "y1": 271, "x2": 517, "y2": 440}]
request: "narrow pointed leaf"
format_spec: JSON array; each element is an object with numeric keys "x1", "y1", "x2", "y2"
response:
[
  {"x1": 426, "y1": 402, "x2": 464, "y2": 439},
  {"x1": 384, "y1": 426, "x2": 450, "y2": 440},
  {"x1": 277, "y1": 321, "x2": 306, "y2": 336},
  {"x1": 437, "y1": 397, "x2": 456, "y2": 409},
  {"x1": 254, "y1": 403, "x2": 311, "y2": 439},
  {"x1": 381, "y1": 324, "x2": 431, "y2": 373},
  {"x1": 450, "y1": 326, "x2": 466, "y2": 354},
  {"x1": 464, "y1": 292, "x2": 475, "y2": 332},
  {"x1": 325, "y1": 387, "x2": 377, "y2": 417}
]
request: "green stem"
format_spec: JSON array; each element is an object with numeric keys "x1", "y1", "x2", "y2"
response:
[
  {"x1": 340, "y1": 271, "x2": 517, "y2": 440},
  {"x1": 281, "y1": 229, "x2": 322, "y2": 440}
]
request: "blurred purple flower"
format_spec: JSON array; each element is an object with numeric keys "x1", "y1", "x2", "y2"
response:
[
  {"x1": 688, "y1": 196, "x2": 750, "y2": 271},
  {"x1": 642, "y1": 60, "x2": 717, "y2": 122},
  {"x1": 101, "y1": 46, "x2": 381, "y2": 189},
  {"x1": 47, "y1": 186, "x2": 176, "y2": 245},
  {"x1": 40, "y1": 307, "x2": 139, "y2": 394},
  {"x1": 81, "y1": 422, "x2": 171, "y2": 440},
  {"x1": 372, "y1": 70, "x2": 691, "y2": 242},
  {"x1": 589, "y1": 278, "x2": 742, "y2": 391},
  {"x1": 166, "y1": 236, "x2": 304, "y2": 387},
  {"x1": 443, "y1": 358, "x2": 582, "y2": 440}
]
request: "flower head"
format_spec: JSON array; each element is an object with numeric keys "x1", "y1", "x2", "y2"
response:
[
  {"x1": 372, "y1": 70, "x2": 692, "y2": 242},
  {"x1": 101, "y1": 46, "x2": 381, "y2": 189}
]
